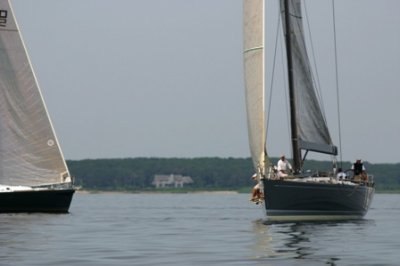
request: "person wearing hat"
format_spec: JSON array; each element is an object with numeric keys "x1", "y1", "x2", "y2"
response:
[{"x1": 277, "y1": 154, "x2": 293, "y2": 178}]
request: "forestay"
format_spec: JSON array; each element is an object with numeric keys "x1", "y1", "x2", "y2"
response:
[{"x1": 0, "y1": 0, "x2": 70, "y2": 186}]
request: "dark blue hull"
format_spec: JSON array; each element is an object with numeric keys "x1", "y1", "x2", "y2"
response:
[
  {"x1": 262, "y1": 179, "x2": 374, "y2": 221},
  {"x1": 0, "y1": 189, "x2": 75, "y2": 213}
]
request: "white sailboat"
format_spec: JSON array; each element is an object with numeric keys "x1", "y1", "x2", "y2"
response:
[
  {"x1": 0, "y1": 0, "x2": 74, "y2": 212},
  {"x1": 243, "y1": 0, "x2": 374, "y2": 221}
]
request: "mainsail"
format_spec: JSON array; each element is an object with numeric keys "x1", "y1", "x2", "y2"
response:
[
  {"x1": 0, "y1": 0, "x2": 70, "y2": 186},
  {"x1": 243, "y1": 0, "x2": 268, "y2": 175},
  {"x1": 280, "y1": 0, "x2": 337, "y2": 156}
]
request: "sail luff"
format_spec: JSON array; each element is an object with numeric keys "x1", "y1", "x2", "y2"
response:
[{"x1": 243, "y1": 0, "x2": 268, "y2": 176}]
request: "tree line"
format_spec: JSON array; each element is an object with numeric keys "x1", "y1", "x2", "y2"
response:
[{"x1": 67, "y1": 157, "x2": 400, "y2": 192}]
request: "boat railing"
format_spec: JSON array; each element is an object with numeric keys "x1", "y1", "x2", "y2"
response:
[
  {"x1": 32, "y1": 182, "x2": 74, "y2": 190},
  {"x1": 296, "y1": 170, "x2": 331, "y2": 178}
]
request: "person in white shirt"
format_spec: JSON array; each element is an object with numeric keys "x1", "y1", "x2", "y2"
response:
[
  {"x1": 277, "y1": 154, "x2": 292, "y2": 178},
  {"x1": 336, "y1": 168, "x2": 347, "y2": 180}
]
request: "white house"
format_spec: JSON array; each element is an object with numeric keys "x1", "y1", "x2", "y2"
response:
[{"x1": 152, "y1": 174, "x2": 194, "y2": 188}]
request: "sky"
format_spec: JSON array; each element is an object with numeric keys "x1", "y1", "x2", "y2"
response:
[{"x1": 11, "y1": 0, "x2": 400, "y2": 163}]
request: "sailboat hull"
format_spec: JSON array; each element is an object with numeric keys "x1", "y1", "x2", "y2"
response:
[
  {"x1": 0, "y1": 189, "x2": 75, "y2": 213},
  {"x1": 262, "y1": 179, "x2": 374, "y2": 221}
]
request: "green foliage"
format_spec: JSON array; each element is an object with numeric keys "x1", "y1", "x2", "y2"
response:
[
  {"x1": 367, "y1": 163, "x2": 400, "y2": 191},
  {"x1": 67, "y1": 158, "x2": 400, "y2": 192}
]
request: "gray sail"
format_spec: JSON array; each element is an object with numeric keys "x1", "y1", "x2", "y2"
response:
[
  {"x1": 280, "y1": 0, "x2": 337, "y2": 155},
  {"x1": 0, "y1": 0, "x2": 71, "y2": 186},
  {"x1": 243, "y1": 0, "x2": 268, "y2": 175}
]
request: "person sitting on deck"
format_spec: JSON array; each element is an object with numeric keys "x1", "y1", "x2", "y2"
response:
[
  {"x1": 351, "y1": 159, "x2": 368, "y2": 182},
  {"x1": 336, "y1": 168, "x2": 347, "y2": 180},
  {"x1": 277, "y1": 155, "x2": 293, "y2": 178}
]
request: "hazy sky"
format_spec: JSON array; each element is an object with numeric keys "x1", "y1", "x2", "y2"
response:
[{"x1": 11, "y1": 0, "x2": 400, "y2": 163}]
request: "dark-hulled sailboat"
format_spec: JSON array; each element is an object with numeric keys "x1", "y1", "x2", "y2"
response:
[
  {"x1": 243, "y1": 0, "x2": 374, "y2": 221},
  {"x1": 0, "y1": 0, "x2": 74, "y2": 212}
]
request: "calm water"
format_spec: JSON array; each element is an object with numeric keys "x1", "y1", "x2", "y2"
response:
[{"x1": 0, "y1": 192, "x2": 399, "y2": 265}]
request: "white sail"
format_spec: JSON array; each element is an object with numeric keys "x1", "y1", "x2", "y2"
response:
[
  {"x1": 0, "y1": 0, "x2": 70, "y2": 186},
  {"x1": 243, "y1": 0, "x2": 268, "y2": 175}
]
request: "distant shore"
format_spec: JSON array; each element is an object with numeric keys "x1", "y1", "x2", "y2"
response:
[
  {"x1": 75, "y1": 188, "x2": 399, "y2": 194},
  {"x1": 75, "y1": 189, "x2": 241, "y2": 195}
]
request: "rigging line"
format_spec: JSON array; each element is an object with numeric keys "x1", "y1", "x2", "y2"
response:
[
  {"x1": 332, "y1": 0, "x2": 343, "y2": 166},
  {"x1": 268, "y1": 3, "x2": 292, "y2": 161},
  {"x1": 266, "y1": 8, "x2": 282, "y2": 139},
  {"x1": 303, "y1": 0, "x2": 327, "y2": 123}
]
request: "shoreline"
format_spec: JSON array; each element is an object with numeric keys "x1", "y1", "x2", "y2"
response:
[
  {"x1": 75, "y1": 189, "x2": 240, "y2": 195},
  {"x1": 75, "y1": 189, "x2": 398, "y2": 195}
]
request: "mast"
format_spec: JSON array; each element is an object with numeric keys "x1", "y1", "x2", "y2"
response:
[{"x1": 283, "y1": 0, "x2": 301, "y2": 173}]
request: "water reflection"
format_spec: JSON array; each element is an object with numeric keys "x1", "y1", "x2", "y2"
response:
[
  {"x1": 0, "y1": 213, "x2": 70, "y2": 261},
  {"x1": 250, "y1": 219, "x2": 375, "y2": 265}
]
